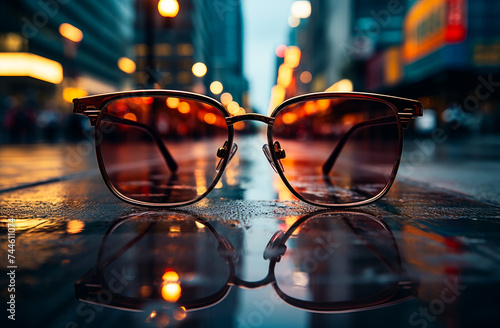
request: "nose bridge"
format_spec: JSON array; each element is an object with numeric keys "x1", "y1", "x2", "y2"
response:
[{"x1": 225, "y1": 114, "x2": 274, "y2": 126}]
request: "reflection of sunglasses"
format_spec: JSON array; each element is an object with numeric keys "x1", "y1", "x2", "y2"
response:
[
  {"x1": 75, "y1": 211, "x2": 417, "y2": 313},
  {"x1": 74, "y1": 90, "x2": 422, "y2": 207}
]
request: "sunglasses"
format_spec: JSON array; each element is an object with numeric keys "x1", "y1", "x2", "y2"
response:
[
  {"x1": 75, "y1": 211, "x2": 417, "y2": 313},
  {"x1": 73, "y1": 90, "x2": 422, "y2": 208}
]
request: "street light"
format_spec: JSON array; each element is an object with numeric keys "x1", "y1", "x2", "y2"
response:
[
  {"x1": 59, "y1": 23, "x2": 83, "y2": 42},
  {"x1": 118, "y1": 57, "x2": 136, "y2": 74},
  {"x1": 158, "y1": 0, "x2": 179, "y2": 17},
  {"x1": 290, "y1": 1, "x2": 311, "y2": 19},
  {"x1": 145, "y1": 0, "x2": 179, "y2": 87}
]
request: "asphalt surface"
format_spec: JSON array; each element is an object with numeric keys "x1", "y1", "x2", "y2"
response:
[{"x1": 1, "y1": 134, "x2": 500, "y2": 328}]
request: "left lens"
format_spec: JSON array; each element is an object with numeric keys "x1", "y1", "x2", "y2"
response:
[
  {"x1": 99, "y1": 216, "x2": 231, "y2": 306},
  {"x1": 97, "y1": 96, "x2": 228, "y2": 205},
  {"x1": 271, "y1": 96, "x2": 401, "y2": 205}
]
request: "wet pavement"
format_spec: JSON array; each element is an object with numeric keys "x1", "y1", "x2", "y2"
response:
[{"x1": 1, "y1": 134, "x2": 500, "y2": 328}]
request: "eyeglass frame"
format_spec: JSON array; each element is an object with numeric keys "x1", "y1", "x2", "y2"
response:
[{"x1": 74, "y1": 89, "x2": 422, "y2": 208}]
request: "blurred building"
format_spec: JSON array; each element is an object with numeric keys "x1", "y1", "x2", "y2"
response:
[
  {"x1": 0, "y1": 0, "x2": 136, "y2": 142},
  {"x1": 134, "y1": 0, "x2": 248, "y2": 107},
  {"x1": 0, "y1": 0, "x2": 250, "y2": 143},
  {"x1": 194, "y1": 0, "x2": 248, "y2": 107},
  {"x1": 278, "y1": 0, "x2": 500, "y2": 134},
  {"x1": 367, "y1": 0, "x2": 500, "y2": 133},
  {"x1": 0, "y1": 0, "x2": 136, "y2": 102}
]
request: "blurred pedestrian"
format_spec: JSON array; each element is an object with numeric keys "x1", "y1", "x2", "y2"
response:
[
  {"x1": 37, "y1": 100, "x2": 61, "y2": 143},
  {"x1": 3, "y1": 95, "x2": 36, "y2": 143}
]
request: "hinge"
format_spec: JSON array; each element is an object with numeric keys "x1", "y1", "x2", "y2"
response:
[
  {"x1": 398, "y1": 108, "x2": 415, "y2": 129},
  {"x1": 83, "y1": 106, "x2": 101, "y2": 126}
]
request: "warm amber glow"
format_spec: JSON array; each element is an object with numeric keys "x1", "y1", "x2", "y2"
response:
[
  {"x1": 0, "y1": 53, "x2": 63, "y2": 84},
  {"x1": 178, "y1": 101, "x2": 191, "y2": 114},
  {"x1": 4, "y1": 33, "x2": 24, "y2": 52},
  {"x1": 276, "y1": 44, "x2": 287, "y2": 58},
  {"x1": 285, "y1": 216, "x2": 300, "y2": 231},
  {"x1": 215, "y1": 181, "x2": 223, "y2": 189},
  {"x1": 170, "y1": 225, "x2": 181, "y2": 233},
  {"x1": 284, "y1": 46, "x2": 301, "y2": 68},
  {"x1": 234, "y1": 122, "x2": 245, "y2": 130},
  {"x1": 123, "y1": 113, "x2": 137, "y2": 121},
  {"x1": 62, "y1": 88, "x2": 87, "y2": 103},
  {"x1": 220, "y1": 92, "x2": 233, "y2": 105},
  {"x1": 227, "y1": 101, "x2": 240, "y2": 115},
  {"x1": 192, "y1": 62, "x2": 207, "y2": 77},
  {"x1": 237, "y1": 107, "x2": 246, "y2": 115},
  {"x1": 325, "y1": 79, "x2": 353, "y2": 92},
  {"x1": 162, "y1": 270, "x2": 179, "y2": 282},
  {"x1": 385, "y1": 46, "x2": 401, "y2": 86},
  {"x1": 279, "y1": 190, "x2": 296, "y2": 201},
  {"x1": 117, "y1": 57, "x2": 136, "y2": 74},
  {"x1": 403, "y1": 0, "x2": 447, "y2": 62},
  {"x1": 277, "y1": 64, "x2": 293, "y2": 87},
  {"x1": 195, "y1": 221, "x2": 206, "y2": 229},
  {"x1": 158, "y1": 0, "x2": 179, "y2": 17},
  {"x1": 300, "y1": 71, "x2": 312, "y2": 83},
  {"x1": 166, "y1": 97, "x2": 180, "y2": 108},
  {"x1": 59, "y1": 23, "x2": 83, "y2": 42},
  {"x1": 291, "y1": 1, "x2": 312, "y2": 18},
  {"x1": 161, "y1": 283, "x2": 181, "y2": 302},
  {"x1": 210, "y1": 81, "x2": 223, "y2": 94},
  {"x1": 304, "y1": 101, "x2": 317, "y2": 115},
  {"x1": 66, "y1": 220, "x2": 84, "y2": 234},
  {"x1": 173, "y1": 307, "x2": 187, "y2": 320},
  {"x1": 140, "y1": 286, "x2": 153, "y2": 298},
  {"x1": 282, "y1": 112, "x2": 298, "y2": 124},
  {"x1": 268, "y1": 85, "x2": 286, "y2": 114},
  {"x1": 177, "y1": 43, "x2": 193, "y2": 56},
  {"x1": 204, "y1": 112, "x2": 217, "y2": 124},
  {"x1": 142, "y1": 97, "x2": 154, "y2": 104},
  {"x1": 317, "y1": 99, "x2": 330, "y2": 111}
]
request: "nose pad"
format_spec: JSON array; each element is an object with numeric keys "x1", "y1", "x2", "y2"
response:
[
  {"x1": 262, "y1": 144, "x2": 278, "y2": 173},
  {"x1": 263, "y1": 231, "x2": 287, "y2": 261},
  {"x1": 216, "y1": 141, "x2": 238, "y2": 172},
  {"x1": 262, "y1": 141, "x2": 286, "y2": 174},
  {"x1": 217, "y1": 235, "x2": 239, "y2": 263}
]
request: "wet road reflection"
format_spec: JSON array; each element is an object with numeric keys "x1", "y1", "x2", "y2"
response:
[
  {"x1": 1, "y1": 138, "x2": 500, "y2": 328},
  {"x1": 75, "y1": 211, "x2": 417, "y2": 327}
]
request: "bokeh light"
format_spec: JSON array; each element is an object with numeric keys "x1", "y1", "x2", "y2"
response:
[
  {"x1": 59, "y1": 23, "x2": 83, "y2": 42},
  {"x1": 192, "y1": 62, "x2": 207, "y2": 77},
  {"x1": 158, "y1": 0, "x2": 179, "y2": 17},
  {"x1": 220, "y1": 92, "x2": 233, "y2": 105},
  {"x1": 210, "y1": 81, "x2": 223, "y2": 94},
  {"x1": 291, "y1": 1, "x2": 312, "y2": 19}
]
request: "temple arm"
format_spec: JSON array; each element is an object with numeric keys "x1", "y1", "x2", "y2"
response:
[
  {"x1": 102, "y1": 113, "x2": 178, "y2": 173},
  {"x1": 322, "y1": 115, "x2": 396, "y2": 175}
]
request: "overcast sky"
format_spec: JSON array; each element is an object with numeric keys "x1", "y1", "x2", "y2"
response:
[{"x1": 242, "y1": 0, "x2": 295, "y2": 114}]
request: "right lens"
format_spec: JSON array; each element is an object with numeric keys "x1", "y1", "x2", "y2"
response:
[
  {"x1": 273, "y1": 213, "x2": 401, "y2": 308},
  {"x1": 272, "y1": 97, "x2": 401, "y2": 206},
  {"x1": 97, "y1": 96, "x2": 229, "y2": 205}
]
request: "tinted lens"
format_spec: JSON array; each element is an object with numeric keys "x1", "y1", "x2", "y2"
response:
[
  {"x1": 274, "y1": 213, "x2": 400, "y2": 307},
  {"x1": 97, "y1": 96, "x2": 228, "y2": 204},
  {"x1": 99, "y1": 217, "x2": 231, "y2": 305},
  {"x1": 272, "y1": 97, "x2": 400, "y2": 205}
]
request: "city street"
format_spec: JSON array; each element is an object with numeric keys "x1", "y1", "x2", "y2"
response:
[
  {"x1": 1, "y1": 135, "x2": 499, "y2": 328},
  {"x1": 2, "y1": 0, "x2": 500, "y2": 327}
]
